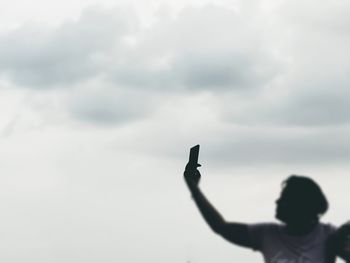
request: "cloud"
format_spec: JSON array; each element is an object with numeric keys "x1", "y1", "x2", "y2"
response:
[
  {"x1": 268, "y1": 86, "x2": 350, "y2": 127},
  {"x1": 217, "y1": 0, "x2": 350, "y2": 128},
  {"x1": 278, "y1": 0, "x2": 350, "y2": 35},
  {"x1": 221, "y1": 79, "x2": 350, "y2": 128},
  {"x1": 0, "y1": 4, "x2": 283, "y2": 126},
  {"x1": 108, "y1": 4, "x2": 281, "y2": 91},
  {"x1": 0, "y1": 6, "x2": 137, "y2": 88},
  {"x1": 3, "y1": 1, "x2": 350, "y2": 132},
  {"x1": 204, "y1": 126, "x2": 350, "y2": 165},
  {"x1": 118, "y1": 115, "x2": 350, "y2": 166},
  {"x1": 67, "y1": 84, "x2": 154, "y2": 126},
  {"x1": 0, "y1": 4, "x2": 280, "y2": 92}
]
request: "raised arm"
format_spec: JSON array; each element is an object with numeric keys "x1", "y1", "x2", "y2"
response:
[
  {"x1": 184, "y1": 166, "x2": 252, "y2": 248},
  {"x1": 334, "y1": 222, "x2": 350, "y2": 262},
  {"x1": 325, "y1": 222, "x2": 350, "y2": 263}
]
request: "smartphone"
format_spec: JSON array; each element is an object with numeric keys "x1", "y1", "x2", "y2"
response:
[{"x1": 188, "y1": 144, "x2": 201, "y2": 168}]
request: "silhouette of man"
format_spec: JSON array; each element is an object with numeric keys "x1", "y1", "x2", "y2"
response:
[{"x1": 184, "y1": 166, "x2": 350, "y2": 263}]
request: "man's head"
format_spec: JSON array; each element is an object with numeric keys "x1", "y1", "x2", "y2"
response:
[{"x1": 275, "y1": 175, "x2": 329, "y2": 225}]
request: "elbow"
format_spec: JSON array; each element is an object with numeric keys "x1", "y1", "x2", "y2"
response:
[{"x1": 211, "y1": 221, "x2": 225, "y2": 235}]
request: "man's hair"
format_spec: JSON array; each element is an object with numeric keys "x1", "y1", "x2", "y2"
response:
[{"x1": 282, "y1": 175, "x2": 329, "y2": 218}]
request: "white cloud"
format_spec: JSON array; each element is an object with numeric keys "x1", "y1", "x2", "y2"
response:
[
  {"x1": 0, "y1": 4, "x2": 282, "y2": 91},
  {"x1": 108, "y1": 4, "x2": 281, "y2": 91},
  {"x1": 0, "y1": 7, "x2": 137, "y2": 87},
  {"x1": 67, "y1": 82, "x2": 155, "y2": 125}
]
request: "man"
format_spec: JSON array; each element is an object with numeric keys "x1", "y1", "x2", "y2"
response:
[{"x1": 184, "y1": 166, "x2": 349, "y2": 263}]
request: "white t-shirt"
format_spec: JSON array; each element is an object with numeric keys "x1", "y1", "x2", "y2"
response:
[{"x1": 248, "y1": 223, "x2": 336, "y2": 263}]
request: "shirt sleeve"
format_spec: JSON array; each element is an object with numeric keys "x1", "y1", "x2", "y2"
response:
[{"x1": 247, "y1": 223, "x2": 272, "y2": 251}]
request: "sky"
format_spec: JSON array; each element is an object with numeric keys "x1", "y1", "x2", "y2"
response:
[{"x1": 0, "y1": 0, "x2": 349, "y2": 262}]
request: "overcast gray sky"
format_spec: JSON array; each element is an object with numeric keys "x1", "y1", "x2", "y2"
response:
[{"x1": 0, "y1": 0, "x2": 349, "y2": 262}]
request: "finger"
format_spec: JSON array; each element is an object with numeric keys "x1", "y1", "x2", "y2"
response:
[{"x1": 184, "y1": 170, "x2": 191, "y2": 177}]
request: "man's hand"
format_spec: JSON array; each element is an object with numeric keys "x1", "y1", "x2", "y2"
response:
[
  {"x1": 338, "y1": 222, "x2": 350, "y2": 251},
  {"x1": 184, "y1": 163, "x2": 201, "y2": 189},
  {"x1": 333, "y1": 221, "x2": 350, "y2": 261}
]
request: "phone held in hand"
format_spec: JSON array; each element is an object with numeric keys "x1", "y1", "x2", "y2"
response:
[{"x1": 188, "y1": 144, "x2": 201, "y2": 169}]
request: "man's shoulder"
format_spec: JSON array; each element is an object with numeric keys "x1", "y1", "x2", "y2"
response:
[
  {"x1": 247, "y1": 222, "x2": 281, "y2": 251},
  {"x1": 248, "y1": 222, "x2": 281, "y2": 227},
  {"x1": 319, "y1": 222, "x2": 337, "y2": 234},
  {"x1": 247, "y1": 222, "x2": 281, "y2": 234}
]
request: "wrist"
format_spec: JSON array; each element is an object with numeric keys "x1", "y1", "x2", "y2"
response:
[{"x1": 190, "y1": 185, "x2": 200, "y2": 198}]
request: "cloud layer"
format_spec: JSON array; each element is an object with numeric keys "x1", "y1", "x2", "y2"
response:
[
  {"x1": 1, "y1": 2, "x2": 350, "y2": 165},
  {"x1": 0, "y1": 7, "x2": 137, "y2": 87}
]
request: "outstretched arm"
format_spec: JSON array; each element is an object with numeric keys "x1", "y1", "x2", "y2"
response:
[
  {"x1": 335, "y1": 222, "x2": 350, "y2": 262},
  {"x1": 184, "y1": 166, "x2": 252, "y2": 248},
  {"x1": 327, "y1": 222, "x2": 350, "y2": 263}
]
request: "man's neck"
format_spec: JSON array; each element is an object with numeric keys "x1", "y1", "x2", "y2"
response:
[{"x1": 285, "y1": 221, "x2": 319, "y2": 236}]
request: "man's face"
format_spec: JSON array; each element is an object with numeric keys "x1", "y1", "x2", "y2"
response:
[
  {"x1": 275, "y1": 187, "x2": 287, "y2": 220},
  {"x1": 275, "y1": 193, "x2": 288, "y2": 222},
  {"x1": 275, "y1": 186, "x2": 300, "y2": 224}
]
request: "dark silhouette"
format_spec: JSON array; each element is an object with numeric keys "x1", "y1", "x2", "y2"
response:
[{"x1": 184, "y1": 148, "x2": 350, "y2": 263}]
